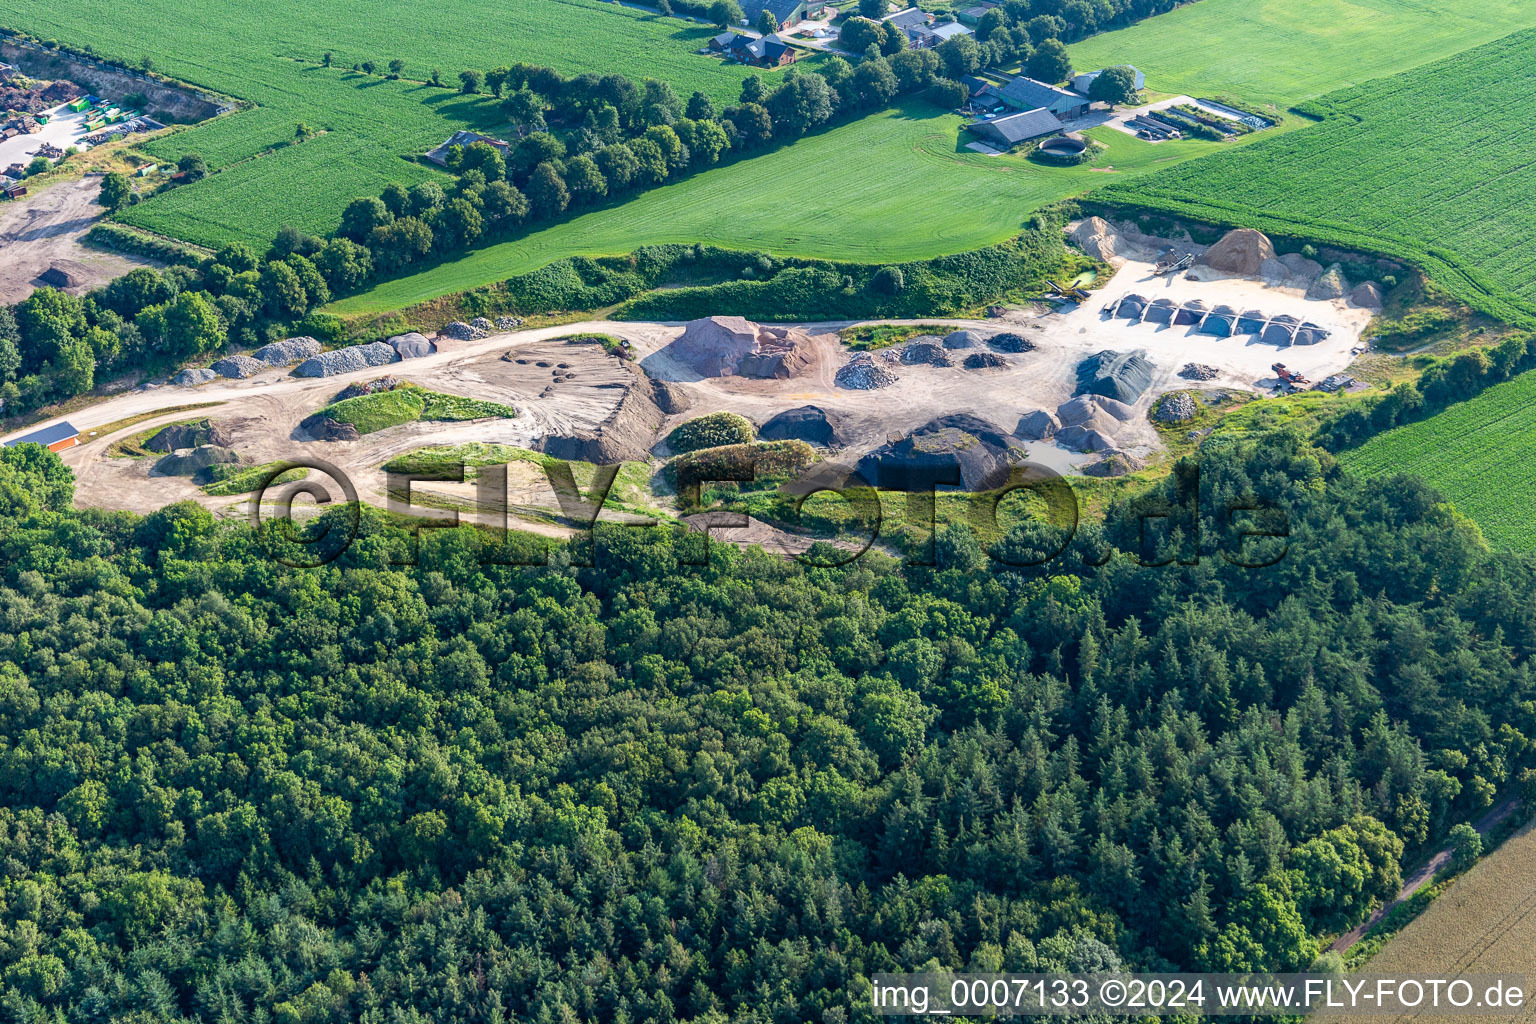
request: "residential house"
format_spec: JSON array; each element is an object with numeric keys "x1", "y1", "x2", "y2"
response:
[
  {"x1": 1071, "y1": 66, "x2": 1146, "y2": 96},
  {"x1": 995, "y1": 76, "x2": 1090, "y2": 119},
  {"x1": 969, "y1": 107, "x2": 1065, "y2": 150},
  {"x1": 960, "y1": 74, "x2": 1003, "y2": 113},
  {"x1": 425, "y1": 130, "x2": 512, "y2": 167}
]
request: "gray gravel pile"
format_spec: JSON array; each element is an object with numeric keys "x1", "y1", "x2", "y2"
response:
[
  {"x1": 963, "y1": 352, "x2": 1006, "y2": 370},
  {"x1": 172, "y1": 368, "x2": 217, "y2": 387},
  {"x1": 253, "y1": 336, "x2": 322, "y2": 366},
  {"x1": 442, "y1": 321, "x2": 485, "y2": 341},
  {"x1": 835, "y1": 354, "x2": 899, "y2": 390},
  {"x1": 293, "y1": 342, "x2": 399, "y2": 378},
  {"x1": 944, "y1": 330, "x2": 982, "y2": 348},
  {"x1": 1155, "y1": 392, "x2": 1199, "y2": 423},
  {"x1": 211, "y1": 355, "x2": 265, "y2": 379},
  {"x1": 1179, "y1": 363, "x2": 1220, "y2": 381},
  {"x1": 470, "y1": 317, "x2": 494, "y2": 333},
  {"x1": 988, "y1": 332, "x2": 1036, "y2": 353},
  {"x1": 495, "y1": 316, "x2": 524, "y2": 330},
  {"x1": 900, "y1": 342, "x2": 951, "y2": 366}
]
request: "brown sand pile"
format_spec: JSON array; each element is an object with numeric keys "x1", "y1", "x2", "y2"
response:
[{"x1": 1199, "y1": 229, "x2": 1276, "y2": 275}]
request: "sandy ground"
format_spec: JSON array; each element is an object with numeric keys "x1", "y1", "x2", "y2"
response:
[{"x1": 0, "y1": 176, "x2": 156, "y2": 303}]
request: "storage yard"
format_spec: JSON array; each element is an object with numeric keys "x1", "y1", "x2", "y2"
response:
[{"x1": 19, "y1": 215, "x2": 1379, "y2": 529}]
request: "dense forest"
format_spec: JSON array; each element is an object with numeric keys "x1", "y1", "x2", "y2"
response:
[{"x1": 0, "y1": 427, "x2": 1532, "y2": 1022}]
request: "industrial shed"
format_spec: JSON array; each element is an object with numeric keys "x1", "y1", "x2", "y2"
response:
[
  {"x1": 969, "y1": 107, "x2": 1064, "y2": 150},
  {"x1": 4, "y1": 420, "x2": 79, "y2": 452}
]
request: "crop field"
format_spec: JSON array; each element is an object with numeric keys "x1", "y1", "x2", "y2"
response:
[
  {"x1": 330, "y1": 101, "x2": 1239, "y2": 314},
  {"x1": 1070, "y1": 0, "x2": 1536, "y2": 107},
  {"x1": 1338, "y1": 369, "x2": 1536, "y2": 550},
  {"x1": 2, "y1": 0, "x2": 783, "y2": 246},
  {"x1": 1313, "y1": 820, "x2": 1536, "y2": 1024},
  {"x1": 1098, "y1": 28, "x2": 1536, "y2": 328}
]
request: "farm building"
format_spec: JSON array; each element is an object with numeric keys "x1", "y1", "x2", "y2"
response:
[
  {"x1": 425, "y1": 130, "x2": 511, "y2": 166},
  {"x1": 957, "y1": 3, "x2": 999, "y2": 24},
  {"x1": 910, "y1": 21, "x2": 974, "y2": 46},
  {"x1": 710, "y1": 31, "x2": 743, "y2": 50},
  {"x1": 995, "y1": 76, "x2": 1090, "y2": 119},
  {"x1": 728, "y1": 33, "x2": 797, "y2": 67},
  {"x1": 882, "y1": 7, "x2": 934, "y2": 44},
  {"x1": 753, "y1": 0, "x2": 831, "y2": 28},
  {"x1": 4, "y1": 420, "x2": 80, "y2": 452},
  {"x1": 1071, "y1": 66, "x2": 1146, "y2": 95},
  {"x1": 969, "y1": 108, "x2": 1065, "y2": 150},
  {"x1": 960, "y1": 74, "x2": 1002, "y2": 113}
]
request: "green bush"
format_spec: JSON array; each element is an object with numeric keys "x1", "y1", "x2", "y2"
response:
[{"x1": 667, "y1": 411, "x2": 756, "y2": 454}]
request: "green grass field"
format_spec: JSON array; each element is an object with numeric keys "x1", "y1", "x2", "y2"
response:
[
  {"x1": 321, "y1": 386, "x2": 515, "y2": 434},
  {"x1": 1070, "y1": 0, "x2": 1536, "y2": 107},
  {"x1": 3, "y1": 0, "x2": 784, "y2": 247},
  {"x1": 330, "y1": 101, "x2": 1237, "y2": 314},
  {"x1": 1337, "y1": 369, "x2": 1536, "y2": 550},
  {"x1": 1097, "y1": 28, "x2": 1536, "y2": 327}
]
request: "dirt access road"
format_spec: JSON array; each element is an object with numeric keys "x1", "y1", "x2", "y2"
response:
[
  {"x1": 1330, "y1": 796, "x2": 1524, "y2": 954},
  {"x1": 0, "y1": 176, "x2": 156, "y2": 304}
]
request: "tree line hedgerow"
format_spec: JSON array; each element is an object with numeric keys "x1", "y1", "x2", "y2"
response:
[{"x1": 0, "y1": 427, "x2": 1533, "y2": 1019}]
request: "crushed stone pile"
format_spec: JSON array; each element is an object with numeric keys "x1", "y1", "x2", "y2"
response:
[
  {"x1": 1143, "y1": 299, "x2": 1175, "y2": 325},
  {"x1": 963, "y1": 352, "x2": 1006, "y2": 370},
  {"x1": 1306, "y1": 263, "x2": 1349, "y2": 300},
  {"x1": 1350, "y1": 281, "x2": 1385, "y2": 308},
  {"x1": 944, "y1": 330, "x2": 982, "y2": 349},
  {"x1": 900, "y1": 342, "x2": 951, "y2": 366},
  {"x1": 1199, "y1": 228, "x2": 1276, "y2": 275},
  {"x1": 470, "y1": 317, "x2": 494, "y2": 333},
  {"x1": 1155, "y1": 392, "x2": 1199, "y2": 423},
  {"x1": 335, "y1": 376, "x2": 404, "y2": 402},
  {"x1": 855, "y1": 414, "x2": 1029, "y2": 491},
  {"x1": 152, "y1": 444, "x2": 240, "y2": 478},
  {"x1": 387, "y1": 332, "x2": 436, "y2": 359},
  {"x1": 293, "y1": 342, "x2": 399, "y2": 378},
  {"x1": 146, "y1": 420, "x2": 233, "y2": 453},
  {"x1": 1059, "y1": 394, "x2": 1135, "y2": 424},
  {"x1": 253, "y1": 337, "x2": 322, "y2": 366},
  {"x1": 442, "y1": 321, "x2": 485, "y2": 341},
  {"x1": 759, "y1": 405, "x2": 846, "y2": 447},
  {"x1": 835, "y1": 353, "x2": 898, "y2": 390},
  {"x1": 495, "y1": 316, "x2": 523, "y2": 330},
  {"x1": 1055, "y1": 425, "x2": 1117, "y2": 452},
  {"x1": 1076, "y1": 349, "x2": 1153, "y2": 403},
  {"x1": 1017, "y1": 408, "x2": 1059, "y2": 440},
  {"x1": 1280, "y1": 252, "x2": 1323, "y2": 284},
  {"x1": 172, "y1": 368, "x2": 217, "y2": 387},
  {"x1": 299, "y1": 414, "x2": 362, "y2": 442},
  {"x1": 1179, "y1": 363, "x2": 1220, "y2": 381},
  {"x1": 1113, "y1": 294, "x2": 1147, "y2": 319},
  {"x1": 988, "y1": 332, "x2": 1035, "y2": 353},
  {"x1": 211, "y1": 355, "x2": 265, "y2": 379}
]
